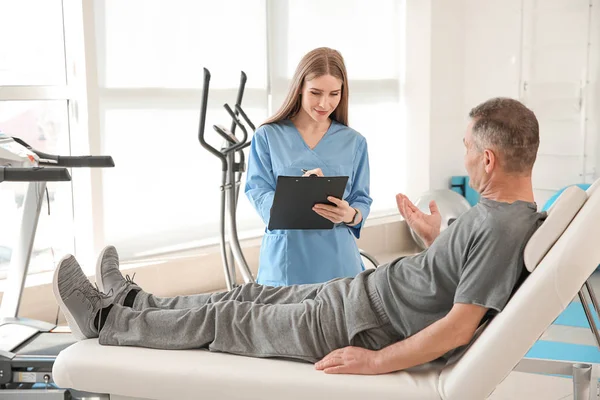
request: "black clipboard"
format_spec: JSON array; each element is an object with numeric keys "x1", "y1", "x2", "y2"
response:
[{"x1": 268, "y1": 175, "x2": 349, "y2": 230}]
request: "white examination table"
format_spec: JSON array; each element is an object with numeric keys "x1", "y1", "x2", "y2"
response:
[{"x1": 53, "y1": 180, "x2": 600, "y2": 399}]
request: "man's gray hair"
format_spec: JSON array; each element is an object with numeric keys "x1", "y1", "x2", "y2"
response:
[{"x1": 469, "y1": 97, "x2": 539, "y2": 174}]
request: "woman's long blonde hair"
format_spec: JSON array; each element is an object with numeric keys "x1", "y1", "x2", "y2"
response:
[{"x1": 262, "y1": 47, "x2": 349, "y2": 126}]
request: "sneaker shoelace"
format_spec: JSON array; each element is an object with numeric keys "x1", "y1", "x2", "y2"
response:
[
  {"x1": 87, "y1": 283, "x2": 114, "y2": 330},
  {"x1": 85, "y1": 283, "x2": 114, "y2": 304},
  {"x1": 124, "y1": 273, "x2": 137, "y2": 285}
]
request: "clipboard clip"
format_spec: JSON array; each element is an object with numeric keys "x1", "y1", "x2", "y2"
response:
[{"x1": 301, "y1": 168, "x2": 319, "y2": 177}]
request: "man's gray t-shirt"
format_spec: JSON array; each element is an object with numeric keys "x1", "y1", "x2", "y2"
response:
[{"x1": 371, "y1": 198, "x2": 546, "y2": 340}]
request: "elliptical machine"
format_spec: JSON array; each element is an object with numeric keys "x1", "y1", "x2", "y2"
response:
[{"x1": 198, "y1": 68, "x2": 255, "y2": 290}]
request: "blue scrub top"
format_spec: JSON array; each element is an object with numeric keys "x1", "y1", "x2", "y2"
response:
[{"x1": 245, "y1": 119, "x2": 373, "y2": 286}]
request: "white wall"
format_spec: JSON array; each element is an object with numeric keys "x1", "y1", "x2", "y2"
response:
[
  {"x1": 591, "y1": 0, "x2": 600, "y2": 192},
  {"x1": 429, "y1": 0, "x2": 467, "y2": 190},
  {"x1": 463, "y1": 0, "x2": 523, "y2": 107},
  {"x1": 523, "y1": 0, "x2": 598, "y2": 206},
  {"x1": 403, "y1": 0, "x2": 432, "y2": 198},
  {"x1": 404, "y1": 0, "x2": 466, "y2": 196},
  {"x1": 404, "y1": 0, "x2": 468, "y2": 195}
]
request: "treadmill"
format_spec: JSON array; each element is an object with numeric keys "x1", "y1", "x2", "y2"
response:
[{"x1": 0, "y1": 133, "x2": 112, "y2": 399}]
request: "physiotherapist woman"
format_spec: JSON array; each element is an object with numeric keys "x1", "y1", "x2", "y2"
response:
[{"x1": 245, "y1": 47, "x2": 372, "y2": 286}]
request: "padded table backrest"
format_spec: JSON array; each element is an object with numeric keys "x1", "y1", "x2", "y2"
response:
[
  {"x1": 438, "y1": 180, "x2": 600, "y2": 400},
  {"x1": 524, "y1": 186, "x2": 588, "y2": 272}
]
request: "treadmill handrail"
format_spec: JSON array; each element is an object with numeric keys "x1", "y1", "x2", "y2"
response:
[
  {"x1": 0, "y1": 166, "x2": 72, "y2": 183},
  {"x1": 39, "y1": 154, "x2": 115, "y2": 168},
  {"x1": 10, "y1": 137, "x2": 115, "y2": 168}
]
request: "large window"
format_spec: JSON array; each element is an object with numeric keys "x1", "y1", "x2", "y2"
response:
[
  {"x1": 94, "y1": 0, "x2": 269, "y2": 260},
  {"x1": 89, "y1": 0, "x2": 406, "y2": 261},
  {"x1": 0, "y1": 1, "x2": 406, "y2": 272},
  {"x1": 0, "y1": 0, "x2": 81, "y2": 278},
  {"x1": 101, "y1": 0, "x2": 268, "y2": 89},
  {"x1": 0, "y1": 0, "x2": 67, "y2": 86}
]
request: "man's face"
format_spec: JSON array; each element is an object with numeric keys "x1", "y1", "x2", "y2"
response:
[{"x1": 464, "y1": 121, "x2": 484, "y2": 191}]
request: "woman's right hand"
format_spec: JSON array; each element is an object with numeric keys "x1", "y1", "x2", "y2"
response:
[
  {"x1": 302, "y1": 168, "x2": 324, "y2": 177},
  {"x1": 396, "y1": 193, "x2": 441, "y2": 247}
]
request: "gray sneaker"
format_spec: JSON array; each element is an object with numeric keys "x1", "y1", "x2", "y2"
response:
[
  {"x1": 96, "y1": 245, "x2": 140, "y2": 305},
  {"x1": 53, "y1": 254, "x2": 113, "y2": 340}
]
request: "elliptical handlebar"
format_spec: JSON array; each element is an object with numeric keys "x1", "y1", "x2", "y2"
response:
[
  {"x1": 198, "y1": 68, "x2": 228, "y2": 171},
  {"x1": 230, "y1": 71, "x2": 247, "y2": 134},
  {"x1": 198, "y1": 68, "x2": 255, "y2": 168},
  {"x1": 222, "y1": 104, "x2": 248, "y2": 153},
  {"x1": 234, "y1": 104, "x2": 256, "y2": 132}
]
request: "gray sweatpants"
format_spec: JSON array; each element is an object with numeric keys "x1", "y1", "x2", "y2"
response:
[{"x1": 98, "y1": 269, "x2": 397, "y2": 363}]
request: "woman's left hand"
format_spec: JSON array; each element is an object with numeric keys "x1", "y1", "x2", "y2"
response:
[
  {"x1": 313, "y1": 197, "x2": 356, "y2": 224},
  {"x1": 302, "y1": 168, "x2": 324, "y2": 177}
]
